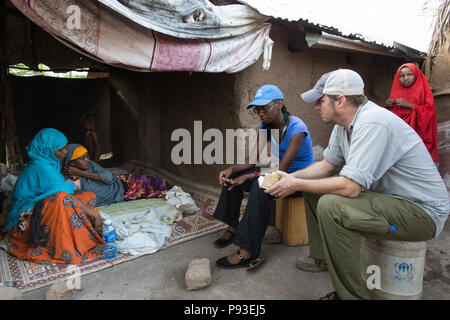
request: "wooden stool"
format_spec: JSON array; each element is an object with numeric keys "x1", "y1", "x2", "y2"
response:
[{"x1": 275, "y1": 197, "x2": 309, "y2": 246}]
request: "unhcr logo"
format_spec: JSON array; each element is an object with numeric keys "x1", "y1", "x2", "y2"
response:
[{"x1": 391, "y1": 262, "x2": 414, "y2": 282}]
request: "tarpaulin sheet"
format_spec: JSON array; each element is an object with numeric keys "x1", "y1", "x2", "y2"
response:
[
  {"x1": 98, "y1": 0, "x2": 269, "y2": 39},
  {"x1": 10, "y1": 0, "x2": 273, "y2": 73}
]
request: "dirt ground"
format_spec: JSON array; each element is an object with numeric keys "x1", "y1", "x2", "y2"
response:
[{"x1": 21, "y1": 218, "x2": 450, "y2": 301}]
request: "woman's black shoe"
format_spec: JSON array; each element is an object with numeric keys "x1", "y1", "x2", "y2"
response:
[
  {"x1": 216, "y1": 249, "x2": 258, "y2": 269},
  {"x1": 214, "y1": 229, "x2": 234, "y2": 248}
]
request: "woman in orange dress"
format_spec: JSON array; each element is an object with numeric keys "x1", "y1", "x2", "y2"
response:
[
  {"x1": 4, "y1": 128, "x2": 104, "y2": 264},
  {"x1": 386, "y1": 63, "x2": 439, "y2": 162}
]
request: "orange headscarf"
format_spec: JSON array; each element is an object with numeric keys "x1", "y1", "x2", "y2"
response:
[
  {"x1": 388, "y1": 63, "x2": 438, "y2": 162},
  {"x1": 70, "y1": 146, "x2": 88, "y2": 160}
]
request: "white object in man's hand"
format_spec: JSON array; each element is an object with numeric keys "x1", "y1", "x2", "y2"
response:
[
  {"x1": 259, "y1": 172, "x2": 279, "y2": 189},
  {"x1": 264, "y1": 171, "x2": 297, "y2": 199}
]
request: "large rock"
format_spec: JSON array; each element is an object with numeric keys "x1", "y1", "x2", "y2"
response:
[
  {"x1": 263, "y1": 226, "x2": 282, "y2": 244},
  {"x1": 184, "y1": 258, "x2": 211, "y2": 291},
  {"x1": 0, "y1": 287, "x2": 23, "y2": 300},
  {"x1": 46, "y1": 281, "x2": 75, "y2": 300}
]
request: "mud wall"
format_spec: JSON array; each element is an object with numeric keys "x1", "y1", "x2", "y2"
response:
[
  {"x1": 108, "y1": 68, "x2": 161, "y2": 166},
  {"x1": 109, "y1": 70, "x2": 241, "y2": 185},
  {"x1": 425, "y1": 34, "x2": 450, "y2": 190},
  {"x1": 425, "y1": 36, "x2": 450, "y2": 124},
  {"x1": 158, "y1": 72, "x2": 240, "y2": 184}
]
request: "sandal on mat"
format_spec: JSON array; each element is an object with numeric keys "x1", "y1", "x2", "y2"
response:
[{"x1": 216, "y1": 249, "x2": 259, "y2": 269}]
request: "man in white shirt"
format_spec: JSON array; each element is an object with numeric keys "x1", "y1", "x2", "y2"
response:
[{"x1": 265, "y1": 69, "x2": 450, "y2": 300}]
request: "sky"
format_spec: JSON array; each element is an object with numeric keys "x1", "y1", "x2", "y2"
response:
[{"x1": 241, "y1": 0, "x2": 443, "y2": 52}]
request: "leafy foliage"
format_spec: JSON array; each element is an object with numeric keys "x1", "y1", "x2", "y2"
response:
[{"x1": 8, "y1": 63, "x2": 88, "y2": 78}]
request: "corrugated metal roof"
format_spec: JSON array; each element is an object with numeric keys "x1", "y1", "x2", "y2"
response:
[{"x1": 238, "y1": 0, "x2": 434, "y2": 55}]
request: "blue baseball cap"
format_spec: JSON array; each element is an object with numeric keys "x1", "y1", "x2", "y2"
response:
[{"x1": 246, "y1": 85, "x2": 284, "y2": 109}]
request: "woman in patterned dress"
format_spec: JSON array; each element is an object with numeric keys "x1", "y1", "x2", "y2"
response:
[{"x1": 4, "y1": 128, "x2": 103, "y2": 264}]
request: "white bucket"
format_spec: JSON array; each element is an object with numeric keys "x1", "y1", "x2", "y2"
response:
[{"x1": 360, "y1": 237, "x2": 427, "y2": 300}]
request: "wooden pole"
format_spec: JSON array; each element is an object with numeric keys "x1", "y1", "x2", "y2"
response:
[{"x1": 0, "y1": 0, "x2": 24, "y2": 172}]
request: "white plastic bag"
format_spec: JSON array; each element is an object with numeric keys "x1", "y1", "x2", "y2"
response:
[
  {"x1": 100, "y1": 204, "x2": 174, "y2": 256},
  {"x1": 116, "y1": 232, "x2": 166, "y2": 255},
  {"x1": 152, "y1": 204, "x2": 182, "y2": 225},
  {"x1": 164, "y1": 186, "x2": 199, "y2": 214},
  {"x1": 0, "y1": 174, "x2": 18, "y2": 195},
  {"x1": 99, "y1": 212, "x2": 129, "y2": 240},
  {"x1": 116, "y1": 217, "x2": 172, "y2": 255}
]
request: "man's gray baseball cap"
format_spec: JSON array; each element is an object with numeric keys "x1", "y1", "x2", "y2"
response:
[
  {"x1": 300, "y1": 71, "x2": 333, "y2": 103},
  {"x1": 301, "y1": 69, "x2": 364, "y2": 103}
]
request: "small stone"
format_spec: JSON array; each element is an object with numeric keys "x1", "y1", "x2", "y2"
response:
[
  {"x1": 0, "y1": 287, "x2": 23, "y2": 300},
  {"x1": 184, "y1": 258, "x2": 211, "y2": 291},
  {"x1": 46, "y1": 281, "x2": 75, "y2": 300},
  {"x1": 263, "y1": 226, "x2": 282, "y2": 244}
]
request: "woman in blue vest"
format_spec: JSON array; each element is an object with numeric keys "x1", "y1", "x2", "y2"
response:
[{"x1": 213, "y1": 85, "x2": 315, "y2": 269}]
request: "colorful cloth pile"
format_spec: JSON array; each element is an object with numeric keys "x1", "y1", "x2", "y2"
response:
[{"x1": 117, "y1": 174, "x2": 170, "y2": 201}]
